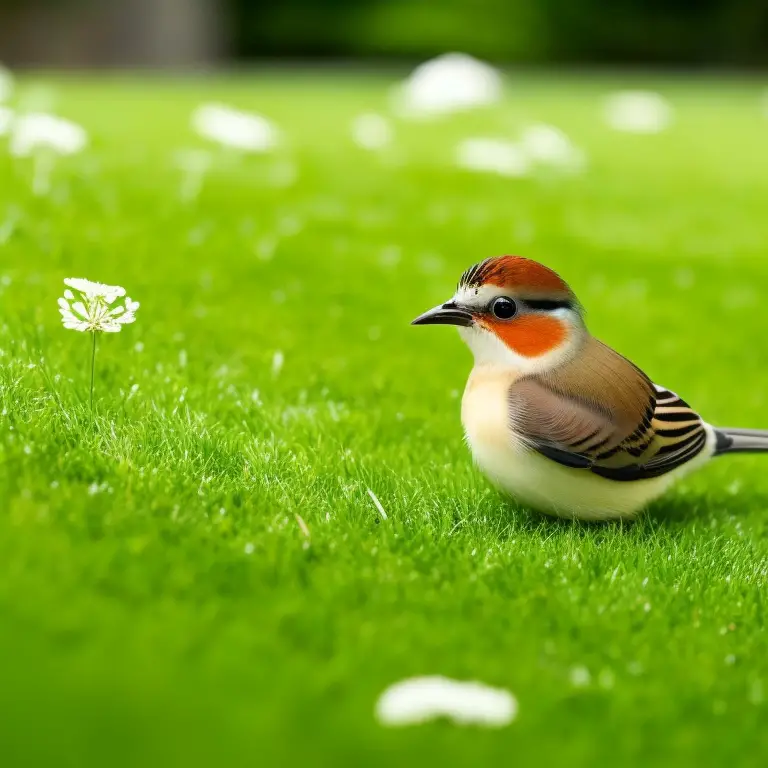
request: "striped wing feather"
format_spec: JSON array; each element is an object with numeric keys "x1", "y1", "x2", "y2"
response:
[{"x1": 509, "y1": 338, "x2": 708, "y2": 482}]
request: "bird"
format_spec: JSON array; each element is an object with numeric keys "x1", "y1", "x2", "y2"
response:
[{"x1": 412, "y1": 255, "x2": 768, "y2": 520}]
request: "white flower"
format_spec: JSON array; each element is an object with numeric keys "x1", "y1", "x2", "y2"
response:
[
  {"x1": 394, "y1": 53, "x2": 502, "y2": 119},
  {"x1": 456, "y1": 137, "x2": 529, "y2": 177},
  {"x1": 569, "y1": 665, "x2": 591, "y2": 687},
  {"x1": 603, "y1": 91, "x2": 673, "y2": 134},
  {"x1": 173, "y1": 148, "x2": 213, "y2": 201},
  {"x1": 192, "y1": 102, "x2": 278, "y2": 152},
  {"x1": 520, "y1": 123, "x2": 585, "y2": 171},
  {"x1": 58, "y1": 277, "x2": 139, "y2": 333},
  {"x1": 376, "y1": 676, "x2": 517, "y2": 727},
  {"x1": 351, "y1": 113, "x2": 392, "y2": 150},
  {"x1": 10, "y1": 113, "x2": 88, "y2": 157}
]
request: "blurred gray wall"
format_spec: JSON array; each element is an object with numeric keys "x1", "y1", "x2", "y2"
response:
[{"x1": 0, "y1": 0, "x2": 227, "y2": 68}]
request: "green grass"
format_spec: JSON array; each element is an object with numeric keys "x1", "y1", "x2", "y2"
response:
[{"x1": 2, "y1": 71, "x2": 768, "y2": 767}]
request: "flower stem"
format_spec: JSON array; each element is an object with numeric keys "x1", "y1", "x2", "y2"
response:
[{"x1": 90, "y1": 332, "x2": 97, "y2": 415}]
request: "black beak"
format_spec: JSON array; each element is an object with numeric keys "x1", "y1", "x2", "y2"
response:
[{"x1": 411, "y1": 301, "x2": 474, "y2": 327}]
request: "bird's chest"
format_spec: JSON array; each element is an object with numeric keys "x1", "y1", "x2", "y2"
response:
[{"x1": 461, "y1": 369, "x2": 528, "y2": 473}]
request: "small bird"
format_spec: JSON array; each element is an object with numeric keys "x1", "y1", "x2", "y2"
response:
[{"x1": 412, "y1": 255, "x2": 768, "y2": 520}]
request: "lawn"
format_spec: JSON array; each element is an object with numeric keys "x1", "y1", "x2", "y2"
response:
[{"x1": 1, "y1": 71, "x2": 768, "y2": 767}]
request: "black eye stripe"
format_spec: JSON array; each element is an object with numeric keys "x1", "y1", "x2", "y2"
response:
[{"x1": 521, "y1": 298, "x2": 573, "y2": 311}]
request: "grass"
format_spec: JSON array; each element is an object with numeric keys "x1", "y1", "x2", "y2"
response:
[{"x1": 2, "y1": 70, "x2": 768, "y2": 767}]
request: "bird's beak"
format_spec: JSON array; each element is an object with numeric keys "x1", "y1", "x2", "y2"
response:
[{"x1": 411, "y1": 301, "x2": 474, "y2": 327}]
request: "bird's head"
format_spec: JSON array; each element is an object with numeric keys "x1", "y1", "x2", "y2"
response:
[{"x1": 412, "y1": 255, "x2": 586, "y2": 371}]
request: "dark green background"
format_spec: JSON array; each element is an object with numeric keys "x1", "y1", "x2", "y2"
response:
[{"x1": 231, "y1": 0, "x2": 768, "y2": 65}]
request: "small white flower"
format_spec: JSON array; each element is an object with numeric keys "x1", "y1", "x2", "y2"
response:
[
  {"x1": 456, "y1": 138, "x2": 529, "y2": 177},
  {"x1": 173, "y1": 148, "x2": 213, "y2": 201},
  {"x1": 376, "y1": 676, "x2": 517, "y2": 727},
  {"x1": 519, "y1": 123, "x2": 586, "y2": 172},
  {"x1": 394, "y1": 53, "x2": 502, "y2": 119},
  {"x1": 351, "y1": 113, "x2": 392, "y2": 150},
  {"x1": 569, "y1": 665, "x2": 591, "y2": 687},
  {"x1": 192, "y1": 102, "x2": 278, "y2": 152},
  {"x1": 271, "y1": 350, "x2": 284, "y2": 377},
  {"x1": 10, "y1": 113, "x2": 88, "y2": 157},
  {"x1": 59, "y1": 277, "x2": 140, "y2": 333},
  {"x1": 603, "y1": 91, "x2": 673, "y2": 134}
]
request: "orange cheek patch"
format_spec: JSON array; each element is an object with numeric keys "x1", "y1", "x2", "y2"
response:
[{"x1": 491, "y1": 315, "x2": 568, "y2": 357}]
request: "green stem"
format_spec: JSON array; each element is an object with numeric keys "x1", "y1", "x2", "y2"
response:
[{"x1": 90, "y1": 332, "x2": 97, "y2": 415}]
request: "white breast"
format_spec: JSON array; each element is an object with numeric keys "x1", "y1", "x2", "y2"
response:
[{"x1": 460, "y1": 367, "x2": 715, "y2": 521}]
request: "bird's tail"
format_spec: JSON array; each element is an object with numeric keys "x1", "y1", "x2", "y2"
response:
[{"x1": 714, "y1": 428, "x2": 768, "y2": 456}]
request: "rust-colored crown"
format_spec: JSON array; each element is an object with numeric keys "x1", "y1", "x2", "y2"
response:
[{"x1": 459, "y1": 256, "x2": 571, "y2": 296}]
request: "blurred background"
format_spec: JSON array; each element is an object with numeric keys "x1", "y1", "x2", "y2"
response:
[{"x1": 1, "y1": 0, "x2": 767, "y2": 68}]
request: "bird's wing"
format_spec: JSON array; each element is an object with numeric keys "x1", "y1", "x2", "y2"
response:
[{"x1": 509, "y1": 338, "x2": 709, "y2": 481}]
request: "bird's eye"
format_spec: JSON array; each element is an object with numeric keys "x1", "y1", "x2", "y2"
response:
[{"x1": 490, "y1": 296, "x2": 517, "y2": 320}]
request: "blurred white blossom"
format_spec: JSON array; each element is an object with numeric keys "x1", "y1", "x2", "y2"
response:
[
  {"x1": 59, "y1": 278, "x2": 139, "y2": 333},
  {"x1": 376, "y1": 676, "x2": 517, "y2": 727},
  {"x1": 394, "y1": 53, "x2": 502, "y2": 119},
  {"x1": 520, "y1": 123, "x2": 585, "y2": 171},
  {"x1": 10, "y1": 113, "x2": 87, "y2": 157},
  {"x1": 192, "y1": 103, "x2": 279, "y2": 152},
  {"x1": 456, "y1": 137, "x2": 529, "y2": 177},
  {"x1": 10, "y1": 113, "x2": 87, "y2": 195},
  {"x1": 603, "y1": 91, "x2": 673, "y2": 134},
  {"x1": 351, "y1": 113, "x2": 392, "y2": 150},
  {"x1": 173, "y1": 148, "x2": 213, "y2": 201}
]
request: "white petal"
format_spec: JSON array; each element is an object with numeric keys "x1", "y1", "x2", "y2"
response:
[
  {"x1": 63, "y1": 320, "x2": 89, "y2": 332},
  {"x1": 125, "y1": 299, "x2": 140, "y2": 312},
  {"x1": 63, "y1": 289, "x2": 74, "y2": 300},
  {"x1": 116, "y1": 313, "x2": 136, "y2": 324},
  {"x1": 64, "y1": 277, "x2": 126, "y2": 300},
  {"x1": 57, "y1": 297, "x2": 70, "y2": 311},
  {"x1": 71, "y1": 300, "x2": 89, "y2": 318},
  {"x1": 65, "y1": 277, "x2": 97, "y2": 293},
  {"x1": 110, "y1": 306, "x2": 125, "y2": 316}
]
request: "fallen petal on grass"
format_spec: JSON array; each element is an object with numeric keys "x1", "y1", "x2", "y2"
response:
[
  {"x1": 295, "y1": 513, "x2": 311, "y2": 539},
  {"x1": 366, "y1": 488, "x2": 388, "y2": 520}
]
